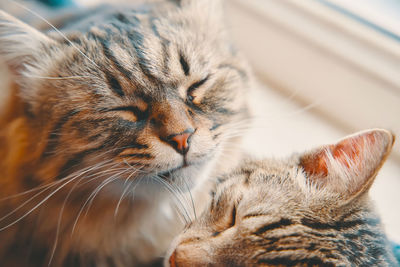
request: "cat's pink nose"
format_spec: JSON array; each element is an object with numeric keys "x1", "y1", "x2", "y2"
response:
[{"x1": 167, "y1": 129, "x2": 194, "y2": 155}]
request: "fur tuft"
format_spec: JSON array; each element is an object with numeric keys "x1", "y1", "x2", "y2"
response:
[{"x1": 0, "y1": 10, "x2": 53, "y2": 71}]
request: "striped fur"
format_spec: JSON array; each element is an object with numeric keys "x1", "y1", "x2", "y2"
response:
[
  {"x1": 0, "y1": 1, "x2": 251, "y2": 266},
  {"x1": 167, "y1": 129, "x2": 397, "y2": 266}
]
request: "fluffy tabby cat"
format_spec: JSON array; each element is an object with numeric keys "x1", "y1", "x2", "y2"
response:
[
  {"x1": 0, "y1": 0, "x2": 251, "y2": 266},
  {"x1": 167, "y1": 129, "x2": 398, "y2": 266}
]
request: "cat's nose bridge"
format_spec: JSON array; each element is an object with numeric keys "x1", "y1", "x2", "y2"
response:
[
  {"x1": 152, "y1": 101, "x2": 193, "y2": 129},
  {"x1": 151, "y1": 101, "x2": 195, "y2": 152}
]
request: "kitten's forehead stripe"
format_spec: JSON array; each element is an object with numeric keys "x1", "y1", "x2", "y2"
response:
[
  {"x1": 253, "y1": 218, "x2": 293, "y2": 236},
  {"x1": 257, "y1": 256, "x2": 335, "y2": 267},
  {"x1": 300, "y1": 217, "x2": 380, "y2": 231}
]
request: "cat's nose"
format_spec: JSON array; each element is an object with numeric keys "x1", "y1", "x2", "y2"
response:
[{"x1": 166, "y1": 129, "x2": 194, "y2": 155}]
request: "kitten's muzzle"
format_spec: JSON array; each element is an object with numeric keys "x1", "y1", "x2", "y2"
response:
[
  {"x1": 169, "y1": 250, "x2": 178, "y2": 267},
  {"x1": 167, "y1": 245, "x2": 211, "y2": 267}
]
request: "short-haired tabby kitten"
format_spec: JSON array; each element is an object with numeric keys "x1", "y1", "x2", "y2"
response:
[
  {"x1": 167, "y1": 129, "x2": 397, "y2": 266},
  {"x1": 0, "y1": 0, "x2": 251, "y2": 266}
]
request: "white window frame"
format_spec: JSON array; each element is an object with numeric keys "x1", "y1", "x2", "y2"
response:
[{"x1": 227, "y1": 0, "x2": 400, "y2": 161}]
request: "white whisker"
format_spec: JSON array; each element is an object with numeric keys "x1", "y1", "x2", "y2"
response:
[
  {"x1": 0, "y1": 160, "x2": 113, "y2": 225},
  {"x1": 153, "y1": 175, "x2": 191, "y2": 224},
  {"x1": 182, "y1": 178, "x2": 196, "y2": 221},
  {"x1": 114, "y1": 166, "x2": 144, "y2": 218},
  {"x1": 71, "y1": 168, "x2": 129, "y2": 234},
  {"x1": 0, "y1": 173, "x2": 78, "y2": 231},
  {"x1": 47, "y1": 174, "x2": 86, "y2": 267}
]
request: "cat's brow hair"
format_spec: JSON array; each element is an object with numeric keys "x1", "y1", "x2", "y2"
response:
[{"x1": 86, "y1": 20, "x2": 175, "y2": 95}]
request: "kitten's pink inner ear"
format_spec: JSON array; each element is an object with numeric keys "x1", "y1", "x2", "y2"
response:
[
  {"x1": 300, "y1": 149, "x2": 329, "y2": 178},
  {"x1": 301, "y1": 132, "x2": 376, "y2": 178},
  {"x1": 300, "y1": 129, "x2": 394, "y2": 189}
]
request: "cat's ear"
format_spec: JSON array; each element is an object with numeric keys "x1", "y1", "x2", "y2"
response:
[
  {"x1": 0, "y1": 10, "x2": 54, "y2": 72},
  {"x1": 300, "y1": 129, "x2": 395, "y2": 200}
]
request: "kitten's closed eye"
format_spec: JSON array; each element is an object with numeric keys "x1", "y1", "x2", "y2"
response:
[
  {"x1": 229, "y1": 204, "x2": 237, "y2": 228},
  {"x1": 211, "y1": 197, "x2": 239, "y2": 236}
]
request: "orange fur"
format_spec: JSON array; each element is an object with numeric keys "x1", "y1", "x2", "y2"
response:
[{"x1": 0, "y1": 85, "x2": 31, "y2": 193}]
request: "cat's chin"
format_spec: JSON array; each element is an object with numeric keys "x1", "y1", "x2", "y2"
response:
[
  {"x1": 104, "y1": 157, "x2": 213, "y2": 199},
  {"x1": 151, "y1": 153, "x2": 215, "y2": 188},
  {"x1": 151, "y1": 160, "x2": 211, "y2": 192}
]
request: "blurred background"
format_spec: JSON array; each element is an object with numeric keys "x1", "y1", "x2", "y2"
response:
[
  {"x1": 224, "y1": 0, "x2": 400, "y2": 243},
  {"x1": 1, "y1": 0, "x2": 400, "y2": 243}
]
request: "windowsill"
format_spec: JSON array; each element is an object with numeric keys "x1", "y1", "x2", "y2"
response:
[
  {"x1": 226, "y1": 0, "x2": 400, "y2": 162},
  {"x1": 317, "y1": 0, "x2": 400, "y2": 39},
  {"x1": 228, "y1": 1, "x2": 400, "y2": 242}
]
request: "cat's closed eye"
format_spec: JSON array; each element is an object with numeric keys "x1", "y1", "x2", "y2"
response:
[
  {"x1": 187, "y1": 75, "x2": 209, "y2": 104},
  {"x1": 104, "y1": 106, "x2": 148, "y2": 122}
]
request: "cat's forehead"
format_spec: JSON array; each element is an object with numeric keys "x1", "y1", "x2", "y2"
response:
[
  {"x1": 239, "y1": 158, "x2": 299, "y2": 183},
  {"x1": 54, "y1": 16, "x2": 225, "y2": 86},
  {"x1": 214, "y1": 158, "x2": 301, "y2": 199}
]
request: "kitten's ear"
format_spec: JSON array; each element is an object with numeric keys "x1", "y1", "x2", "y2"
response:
[
  {"x1": 0, "y1": 10, "x2": 54, "y2": 72},
  {"x1": 300, "y1": 129, "x2": 395, "y2": 200}
]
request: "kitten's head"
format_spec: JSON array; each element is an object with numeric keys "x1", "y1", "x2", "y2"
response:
[
  {"x1": 167, "y1": 129, "x2": 395, "y2": 266},
  {"x1": 0, "y1": 0, "x2": 250, "y2": 191}
]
